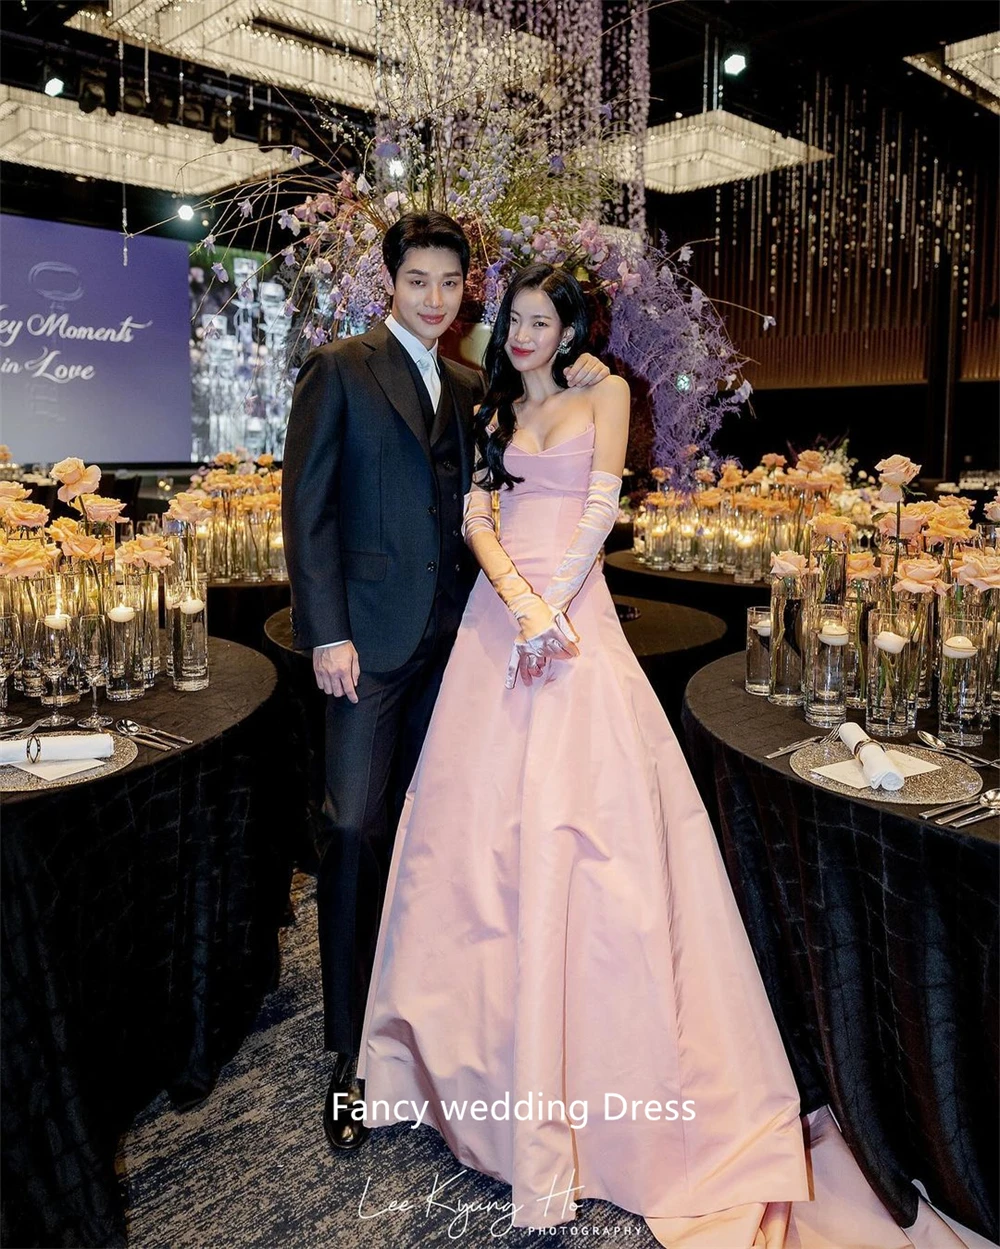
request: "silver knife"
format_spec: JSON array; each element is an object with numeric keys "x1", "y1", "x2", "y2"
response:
[
  {"x1": 921, "y1": 798, "x2": 987, "y2": 819},
  {"x1": 935, "y1": 803, "x2": 986, "y2": 826},
  {"x1": 765, "y1": 737, "x2": 820, "y2": 759},
  {"x1": 950, "y1": 808, "x2": 999, "y2": 829}
]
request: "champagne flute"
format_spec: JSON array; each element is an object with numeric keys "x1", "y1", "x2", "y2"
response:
[
  {"x1": 33, "y1": 617, "x2": 77, "y2": 728},
  {"x1": 75, "y1": 614, "x2": 112, "y2": 728},
  {"x1": 0, "y1": 613, "x2": 23, "y2": 728}
]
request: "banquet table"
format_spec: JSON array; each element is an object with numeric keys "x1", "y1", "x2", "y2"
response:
[
  {"x1": 682, "y1": 652, "x2": 999, "y2": 1243},
  {"x1": 0, "y1": 639, "x2": 293, "y2": 1249},
  {"x1": 263, "y1": 595, "x2": 729, "y2": 863},
  {"x1": 603, "y1": 549, "x2": 769, "y2": 641}
]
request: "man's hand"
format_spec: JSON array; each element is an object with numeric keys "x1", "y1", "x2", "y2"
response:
[
  {"x1": 564, "y1": 352, "x2": 610, "y2": 388},
  {"x1": 313, "y1": 641, "x2": 360, "y2": 702}
]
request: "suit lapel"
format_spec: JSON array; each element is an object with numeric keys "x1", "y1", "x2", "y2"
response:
[{"x1": 364, "y1": 323, "x2": 431, "y2": 461}]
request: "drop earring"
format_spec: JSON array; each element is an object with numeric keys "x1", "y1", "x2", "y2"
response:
[{"x1": 558, "y1": 340, "x2": 571, "y2": 355}]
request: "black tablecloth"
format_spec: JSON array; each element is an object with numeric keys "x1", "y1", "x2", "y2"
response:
[
  {"x1": 1, "y1": 640, "x2": 293, "y2": 1248},
  {"x1": 682, "y1": 653, "x2": 999, "y2": 1242},
  {"x1": 604, "y1": 550, "x2": 768, "y2": 643},
  {"x1": 263, "y1": 595, "x2": 729, "y2": 864},
  {"x1": 207, "y1": 579, "x2": 290, "y2": 651}
]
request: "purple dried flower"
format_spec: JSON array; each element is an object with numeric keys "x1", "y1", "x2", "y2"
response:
[
  {"x1": 201, "y1": 234, "x2": 216, "y2": 255},
  {"x1": 211, "y1": 262, "x2": 229, "y2": 283},
  {"x1": 290, "y1": 146, "x2": 303, "y2": 163},
  {"x1": 238, "y1": 199, "x2": 252, "y2": 218},
  {"x1": 548, "y1": 154, "x2": 565, "y2": 173},
  {"x1": 281, "y1": 247, "x2": 297, "y2": 268},
  {"x1": 375, "y1": 140, "x2": 402, "y2": 160},
  {"x1": 282, "y1": 300, "x2": 297, "y2": 318}
]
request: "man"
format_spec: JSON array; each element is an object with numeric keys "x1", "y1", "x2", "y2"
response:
[{"x1": 282, "y1": 212, "x2": 608, "y2": 1153}]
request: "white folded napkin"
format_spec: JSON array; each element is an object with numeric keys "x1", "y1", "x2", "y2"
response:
[
  {"x1": 0, "y1": 734, "x2": 114, "y2": 781},
  {"x1": 808, "y1": 723, "x2": 939, "y2": 792}
]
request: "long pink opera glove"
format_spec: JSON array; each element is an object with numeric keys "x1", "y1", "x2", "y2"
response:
[
  {"x1": 542, "y1": 469, "x2": 622, "y2": 619},
  {"x1": 462, "y1": 485, "x2": 579, "y2": 688}
]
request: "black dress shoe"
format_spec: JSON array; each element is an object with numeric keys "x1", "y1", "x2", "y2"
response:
[{"x1": 323, "y1": 1054, "x2": 371, "y2": 1153}]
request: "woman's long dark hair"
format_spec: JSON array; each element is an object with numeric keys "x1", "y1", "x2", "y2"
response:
[{"x1": 474, "y1": 263, "x2": 591, "y2": 490}]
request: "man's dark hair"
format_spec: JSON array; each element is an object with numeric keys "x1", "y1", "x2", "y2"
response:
[{"x1": 382, "y1": 212, "x2": 471, "y2": 281}]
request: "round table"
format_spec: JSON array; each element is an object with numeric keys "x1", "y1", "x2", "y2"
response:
[
  {"x1": 681, "y1": 652, "x2": 998, "y2": 1243},
  {"x1": 604, "y1": 550, "x2": 768, "y2": 643},
  {"x1": 1, "y1": 639, "x2": 293, "y2": 1248},
  {"x1": 207, "y1": 578, "x2": 291, "y2": 651}
]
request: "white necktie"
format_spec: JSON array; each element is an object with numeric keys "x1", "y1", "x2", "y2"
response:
[{"x1": 416, "y1": 353, "x2": 441, "y2": 411}]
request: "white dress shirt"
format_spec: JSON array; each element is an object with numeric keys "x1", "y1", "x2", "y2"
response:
[
  {"x1": 386, "y1": 313, "x2": 442, "y2": 409},
  {"x1": 316, "y1": 316, "x2": 442, "y2": 651}
]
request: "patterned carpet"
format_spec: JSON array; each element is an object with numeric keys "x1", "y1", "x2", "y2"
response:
[{"x1": 118, "y1": 875, "x2": 653, "y2": 1248}]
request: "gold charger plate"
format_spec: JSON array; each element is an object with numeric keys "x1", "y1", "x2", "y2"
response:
[
  {"x1": 0, "y1": 733, "x2": 139, "y2": 793},
  {"x1": 789, "y1": 742, "x2": 983, "y2": 805}
]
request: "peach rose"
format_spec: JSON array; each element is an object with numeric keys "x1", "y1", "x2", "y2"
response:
[
  {"x1": 697, "y1": 488, "x2": 723, "y2": 508},
  {"x1": 894, "y1": 556, "x2": 947, "y2": 595},
  {"x1": 119, "y1": 536, "x2": 173, "y2": 569},
  {"x1": 719, "y1": 465, "x2": 744, "y2": 490},
  {"x1": 904, "y1": 501, "x2": 938, "y2": 522},
  {"x1": 0, "y1": 482, "x2": 31, "y2": 502},
  {"x1": 984, "y1": 493, "x2": 1000, "y2": 523},
  {"x1": 875, "y1": 510, "x2": 923, "y2": 539},
  {"x1": 847, "y1": 552, "x2": 881, "y2": 581},
  {"x1": 744, "y1": 466, "x2": 766, "y2": 485},
  {"x1": 52, "y1": 458, "x2": 102, "y2": 503},
  {"x1": 770, "y1": 549, "x2": 808, "y2": 577},
  {"x1": 803, "y1": 471, "x2": 834, "y2": 493},
  {"x1": 46, "y1": 517, "x2": 81, "y2": 543},
  {"x1": 875, "y1": 454, "x2": 920, "y2": 487},
  {"x1": 0, "y1": 445, "x2": 10, "y2": 465},
  {"x1": 77, "y1": 495, "x2": 126, "y2": 524},
  {"x1": 924, "y1": 507, "x2": 974, "y2": 544},
  {"x1": 693, "y1": 468, "x2": 716, "y2": 484},
  {"x1": 812, "y1": 512, "x2": 855, "y2": 543},
  {"x1": 61, "y1": 534, "x2": 113, "y2": 562},
  {"x1": 0, "y1": 540, "x2": 52, "y2": 578},
  {"x1": 650, "y1": 467, "x2": 668, "y2": 483},
  {"x1": 3, "y1": 500, "x2": 49, "y2": 529},
  {"x1": 213, "y1": 451, "x2": 240, "y2": 468},
  {"x1": 167, "y1": 492, "x2": 213, "y2": 525},
  {"x1": 643, "y1": 492, "x2": 667, "y2": 507},
  {"x1": 761, "y1": 452, "x2": 786, "y2": 469},
  {"x1": 796, "y1": 450, "x2": 825, "y2": 473},
  {"x1": 683, "y1": 443, "x2": 701, "y2": 459},
  {"x1": 255, "y1": 453, "x2": 275, "y2": 468},
  {"x1": 954, "y1": 553, "x2": 1000, "y2": 591}
]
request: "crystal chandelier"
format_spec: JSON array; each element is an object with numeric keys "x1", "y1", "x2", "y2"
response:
[
  {"x1": 904, "y1": 31, "x2": 1000, "y2": 115},
  {"x1": 643, "y1": 109, "x2": 829, "y2": 194},
  {"x1": 0, "y1": 84, "x2": 308, "y2": 194},
  {"x1": 68, "y1": 0, "x2": 379, "y2": 109}
]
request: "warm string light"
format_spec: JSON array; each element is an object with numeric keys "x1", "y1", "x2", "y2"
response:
[{"x1": 688, "y1": 77, "x2": 995, "y2": 388}]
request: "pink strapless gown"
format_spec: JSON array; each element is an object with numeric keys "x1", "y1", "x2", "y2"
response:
[{"x1": 357, "y1": 429, "x2": 962, "y2": 1248}]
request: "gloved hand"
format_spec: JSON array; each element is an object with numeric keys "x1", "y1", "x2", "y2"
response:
[{"x1": 505, "y1": 611, "x2": 580, "y2": 689}]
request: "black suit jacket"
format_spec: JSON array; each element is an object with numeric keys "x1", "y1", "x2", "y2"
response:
[{"x1": 282, "y1": 322, "x2": 485, "y2": 672}]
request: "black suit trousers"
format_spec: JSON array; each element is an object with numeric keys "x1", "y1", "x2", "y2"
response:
[{"x1": 316, "y1": 593, "x2": 464, "y2": 1056}]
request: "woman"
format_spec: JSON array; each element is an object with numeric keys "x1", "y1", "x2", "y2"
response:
[{"x1": 356, "y1": 266, "x2": 961, "y2": 1248}]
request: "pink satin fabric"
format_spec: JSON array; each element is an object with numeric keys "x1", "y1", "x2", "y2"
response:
[{"x1": 357, "y1": 428, "x2": 956, "y2": 1246}]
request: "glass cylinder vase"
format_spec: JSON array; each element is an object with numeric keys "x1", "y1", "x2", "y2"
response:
[
  {"x1": 865, "y1": 610, "x2": 920, "y2": 738},
  {"x1": 768, "y1": 574, "x2": 804, "y2": 706}
]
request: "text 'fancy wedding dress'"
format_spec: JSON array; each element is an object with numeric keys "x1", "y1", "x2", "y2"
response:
[{"x1": 357, "y1": 427, "x2": 954, "y2": 1248}]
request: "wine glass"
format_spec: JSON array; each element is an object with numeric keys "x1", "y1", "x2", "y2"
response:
[
  {"x1": 75, "y1": 614, "x2": 112, "y2": 729},
  {"x1": 0, "y1": 613, "x2": 24, "y2": 728},
  {"x1": 32, "y1": 617, "x2": 77, "y2": 728}
]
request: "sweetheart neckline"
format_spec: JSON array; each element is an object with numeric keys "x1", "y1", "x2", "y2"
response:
[{"x1": 507, "y1": 425, "x2": 595, "y2": 456}]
